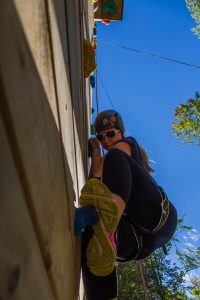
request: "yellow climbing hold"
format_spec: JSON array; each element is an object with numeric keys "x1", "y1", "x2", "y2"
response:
[{"x1": 83, "y1": 39, "x2": 96, "y2": 78}]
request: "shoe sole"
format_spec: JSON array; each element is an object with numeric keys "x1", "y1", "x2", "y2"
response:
[{"x1": 80, "y1": 179, "x2": 119, "y2": 276}]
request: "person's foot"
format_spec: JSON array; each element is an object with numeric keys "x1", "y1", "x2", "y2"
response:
[{"x1": 80, "y1": 178, "x2": 119, "y2": 276}]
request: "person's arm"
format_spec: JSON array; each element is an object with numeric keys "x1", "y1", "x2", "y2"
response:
[{"x1": 88, "y1": 138, "x2": 104, "y2": 179}]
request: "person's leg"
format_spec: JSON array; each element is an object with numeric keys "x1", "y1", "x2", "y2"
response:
[
  {"x1": 112, "y1": 193, "x2": 126, "y2": 220},
  {"x1": 80, "y1": 178, "x2": 120, "y2": 276},
  {"x1": 130, "y1": 202, "x2": 178, "y2": 261},
  {"x1": 124, "y1": 159, "x2": 163, "y2": 231},
  {"x1": 102, "y1": 148, "x2": 134, "y2": 263},
  {"x1": 81, "y1": 149, "x2": 133, "y2": 300},
  {"x1": 146, "y1": 201, "x2": 177, "y2": 250},
  {"x1": 81, "y1": 226, "x2": 118, "y2": 300},
  {"x1": 102, "y1": 148, "x2": 133, "y2": 214},
  {"x1": 102, "y1": 150, "x2": 163, "y2": 233}
]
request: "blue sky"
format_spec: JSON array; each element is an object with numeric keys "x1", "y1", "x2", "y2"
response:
[{"x1": 93, "y1": 0, "x2": 200, "y2": 241}]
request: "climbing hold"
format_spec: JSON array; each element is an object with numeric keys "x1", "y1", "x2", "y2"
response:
[
  {"x1": 90, "y1": 124, "x2": 95, "y2": 135},
  {"x1": 103, "y1": 0, "x2": 117, "y2": 14},
  {"x1": 93, "y1": 3, "x2": 99, "y2": 13},
  {"x1": 93, "y1": 38, "x2": 97, "y2": 50},
  {"x1": 93, "y1": 26, "x2": 97, "y2": 37},
  {"x1": 88, "y1": 139, "x2": 93, "y2": 158},
  {"x1": 90, "y1": 75, "x2": 95, "y2": 88},
  {"x1": 83, "y1": 39, "x2": 96, "y2": 78},
  {"x1": 101, "y1": 19, "x2": 111, "y2": 25},
  {"x1": 74, "y1": 206, "x2": 99, "y2": 236}
]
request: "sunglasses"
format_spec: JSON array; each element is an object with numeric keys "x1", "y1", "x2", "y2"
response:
[{"x1": 96, "y1": 129, "x2": 120, "y2": 141}]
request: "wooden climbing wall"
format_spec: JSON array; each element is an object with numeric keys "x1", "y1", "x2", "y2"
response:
[{"x1": 0, "y1": 1, "x2": 94, "y2": 299}]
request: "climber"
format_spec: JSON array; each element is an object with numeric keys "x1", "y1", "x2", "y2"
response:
[{"x1": 75, "y1": 109, "x2": 177, "y2": 300}]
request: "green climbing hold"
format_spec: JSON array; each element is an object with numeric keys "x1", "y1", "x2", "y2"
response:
[
  {"x1": 91, "y1": 124, "x2": 95, "y2": 135},
  {"x1": 91, "y1": 108, "x2": 95, "y2": 114},
  {"x1": 103, "y1": 0, "x2": 117, "y2": 14}
]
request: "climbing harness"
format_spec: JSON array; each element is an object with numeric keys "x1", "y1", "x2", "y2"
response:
[{"x1": 130, "y1": 186, "x2": 170, "y2": 233}]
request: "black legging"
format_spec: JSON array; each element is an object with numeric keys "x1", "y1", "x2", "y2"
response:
[
  {"x1": 82, "y1": 148, "x2": 177, "y2": 300},
  {"x1": 103, "y1": 148, "x2": 162, "y2": 229}
]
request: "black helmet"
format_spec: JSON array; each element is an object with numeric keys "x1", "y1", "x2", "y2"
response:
[{"x1": 94, "y1": 110, "x2": 124, "y2": 133}]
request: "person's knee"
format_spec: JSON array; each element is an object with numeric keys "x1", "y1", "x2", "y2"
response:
[
  {"x1": 104, "y1": 148, "x2": 131, "y2": 174},
  {"x1": 102, "y1": 148, "x2": 132, "y2": 203},
  {"x1": 105, "y1": 148, "x2": 128, "y2": 164}
]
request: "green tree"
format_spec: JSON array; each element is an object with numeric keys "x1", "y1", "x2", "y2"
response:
[
  {"x1": 189, "y1": 277, "x2": 200, "y2": 297},
  {"x1": 172, "y1": 92, "x2": 200, "y2": 146},
  {"x1": 117, "y1": 261, "x2": 146, "y2": 299},
  {"x1": 117, "y1": 249, "x2": 189, "y2": 299},
  {"x1": 145, "y1": 250, "x2": 186, "y2": 299},
  {"x1": 186, "y1": 0, "x2": 200, "y2": 38}
]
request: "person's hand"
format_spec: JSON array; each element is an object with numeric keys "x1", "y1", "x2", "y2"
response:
[{"x1": 89, "y1": 137, "x2": 100, "y2": 150}]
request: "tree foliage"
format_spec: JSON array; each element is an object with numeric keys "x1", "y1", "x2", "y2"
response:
[
  {"x1": 190, "y1": 277, "x2": 200, "y2": 297},
  {"x1": 172, "y1": 92, "x2": 200, "y2": 146},
  {"x1": 117, "y1": 217, "x2": 200, "y2": 299},
  {"x1": 117, "y1": 262, "x2": 145, "y2": 299},
  {"x1": 118, "y1": 249, "x2": 188, "y2": 299},
  {"x1": 186, "y1": 0, "x2": 200, "y2": 38}
]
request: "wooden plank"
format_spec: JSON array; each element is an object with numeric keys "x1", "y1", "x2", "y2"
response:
[
  {"x1": 65, "y1": 0, "x2": 91, "y2": 174},
  {"x1": 0, "y1": 110, "x2": 55, "y2": 300},
  {"x1": 46, "y1": 0, "x2": 81, "y2": 197},
  {"x1": 14, "y1": 0, "x2": 59, "y2": 128},
  {"x1": 65, "y1": 2, "x2": 93, "y2": 298},
  {"x1": 0, "y1": 1, "x2": 78, "y2": 299},
  {"x1": 46, "y1": 2, "x2": 83, "y2": 297},
  {"x1": 47, "y1": 1, "x2": 93, "y2": 298},
  {"x1": 83, "y1": 0, "x2": 95, "y2": 41},
  {"x1": 82, "y1": 0, "x2": 94, "y2": 137}
]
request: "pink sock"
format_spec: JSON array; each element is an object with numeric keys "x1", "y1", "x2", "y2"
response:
[{"x1": 108, "y1": 232, "x2": 117, "y2": 254}]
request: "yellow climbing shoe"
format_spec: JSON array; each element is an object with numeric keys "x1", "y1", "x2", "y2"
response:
[{"x1": 80, "y1": 178, "x2": 119, "y2": 276}]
